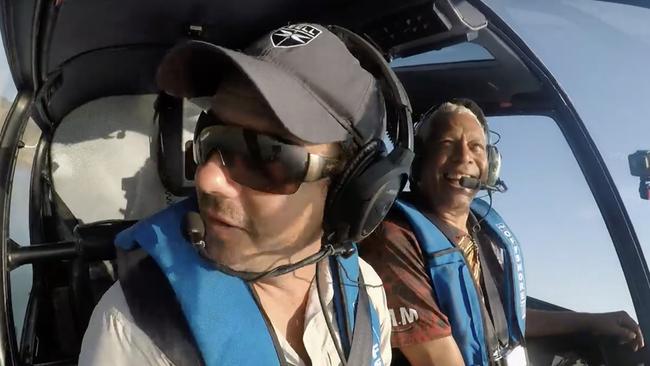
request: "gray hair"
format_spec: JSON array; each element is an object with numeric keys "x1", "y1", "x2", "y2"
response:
[{"x1": 415, "y1": 102, "x2": 484, "y2": 143}]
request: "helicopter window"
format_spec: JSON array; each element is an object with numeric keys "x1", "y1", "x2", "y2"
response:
[
  {"x1": 0, "y1": 34, "x2": 32, "y2": 344},
  {"x1": 485, "y1": 114, "x2": 637, "y2": 320},
  {"x1": 0, "y1": 42, "x2": 15, "y2": 126},
  {"x1": 49, "y1": 95, "x2": 200, "y2": 224},
  {"x1": 50, "y1": 95, "x2": 170, "y2": 223},
  {"x1": 389, "y1": 42, "x2": 493, "y2": 68}
]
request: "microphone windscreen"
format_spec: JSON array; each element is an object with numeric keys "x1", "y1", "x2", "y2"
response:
[
  {"x1": 459, "y1": 176, "x2": 481, "y2": 189},
  {"x1": 183, "y1": 212, "x2": 205, "y2": 244}
]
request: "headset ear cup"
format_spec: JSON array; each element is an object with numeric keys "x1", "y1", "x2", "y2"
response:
[
  {"x1": 325, "y1": 142, "x2": 382, "y2": 240},
  {"x1": 184, "y1": 141, "x2": 197, "y2": 180},
  {"x1": 325, "y1": 141, "x2": 413, "y2": 243},
  {"x1": 486, "y1": 144, "x2": 501, "y2": 186}
]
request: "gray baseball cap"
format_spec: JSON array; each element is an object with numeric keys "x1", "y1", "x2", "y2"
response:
[{"x1": 156, "y1": 23, "x2": 385, "y2": 145}]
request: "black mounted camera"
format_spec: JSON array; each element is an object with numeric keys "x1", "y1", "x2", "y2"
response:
[{"x1": 628, "y1": 150, "x2": 650, "y2": 200}]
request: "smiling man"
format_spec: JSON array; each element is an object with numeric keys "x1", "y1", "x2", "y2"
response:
[
  {"x1": 360, "y1": 99, "x2": 644, "y2": 365},
  {"x1": 78, "y1": 24, "x2": 393, "y2": 366}
]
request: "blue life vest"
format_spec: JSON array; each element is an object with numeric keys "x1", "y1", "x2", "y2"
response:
[
  {"x1": 393, "y1": 199, "x2": 526, "y2": 366},
  {"x1": 115, "y1": 198, "x2": 384, "y2": 366}
]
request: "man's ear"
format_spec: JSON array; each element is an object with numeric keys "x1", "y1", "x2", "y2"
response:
[{"x1": 478, "y1": 154, "x2": 490, "y2": 184}]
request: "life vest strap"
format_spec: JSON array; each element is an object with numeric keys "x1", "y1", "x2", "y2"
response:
[{"x1": 117, "y1": 248, "x2": 204, "y2": 366}]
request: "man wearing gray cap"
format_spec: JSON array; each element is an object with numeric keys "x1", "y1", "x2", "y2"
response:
[{"x1": 78, "y1": 23, "x2": 412, "y2": 366}]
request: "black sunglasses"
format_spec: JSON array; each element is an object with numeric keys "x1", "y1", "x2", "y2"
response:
[{"x1": 194, "y1": 124, "x2": 341, "y2": 194}]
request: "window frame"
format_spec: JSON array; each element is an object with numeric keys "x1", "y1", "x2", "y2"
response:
[
  {"x1": 0, "y1": 91, "x2": 33, "y2": 365},
  {"x1": 469, "y1": 0, "x2": 650, "y2": 353}
]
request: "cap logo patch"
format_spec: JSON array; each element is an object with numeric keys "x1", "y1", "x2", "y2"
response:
[{"x1": 271, "y1": 24, "x2": 322, "y2": 48}]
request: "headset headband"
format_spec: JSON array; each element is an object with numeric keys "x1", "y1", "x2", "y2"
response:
[{"x1": 328, "y1": 25, "x2": 413, "y2": 152}]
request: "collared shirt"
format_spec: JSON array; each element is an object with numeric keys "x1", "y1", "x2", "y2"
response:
[{"x1": 78, "y1": 258, "x2": 391, "y2": 366}]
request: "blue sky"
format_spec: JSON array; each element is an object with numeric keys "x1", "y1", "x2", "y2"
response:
[
  {"x1": 0, "y1": 45, "x2": 14, "y2": 101},
  {"x1": 479, "y1": 0, "x2": 650, "y2": 318}
]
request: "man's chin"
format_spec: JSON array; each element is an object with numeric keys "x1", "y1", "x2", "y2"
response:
[{"x1": 430, "y1": 185, "x2": 476, "y2": 208}]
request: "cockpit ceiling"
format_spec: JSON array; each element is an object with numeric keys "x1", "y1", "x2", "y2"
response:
[
  {"x1": 36, "y1": 0, "x2": 485, "y2": 121},
  {"x1": 5, "y1": 0, "x2": 553, "y2": 121},
  {"x1": 395, "y1": 28, "x2": 551, "y2": 117},
  {"x1": 47, "y1": 0, "x2": 449, "y2": 74}
]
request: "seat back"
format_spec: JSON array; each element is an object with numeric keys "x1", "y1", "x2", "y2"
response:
[{"x1": 44, "y1": 95, "x2": 201, "y2": 357}]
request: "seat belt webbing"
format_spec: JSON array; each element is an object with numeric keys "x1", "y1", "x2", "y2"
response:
[
  {"x1": 475, "y1": 231, "x2": 509, "y2": 353},
  {"x1": 346, "y1": 272, "x2": 375, "y2": 366}
]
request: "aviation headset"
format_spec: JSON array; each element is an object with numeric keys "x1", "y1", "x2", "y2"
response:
[
  {"x1": 157, "y1": 25, "x2": 415, "y2": 248},
  {"x1": 411, "y1": 98, "x2": 501, "y2": 188},
  {"x1": 322, "y1": 25, "x2": 414, "y2": 246}
]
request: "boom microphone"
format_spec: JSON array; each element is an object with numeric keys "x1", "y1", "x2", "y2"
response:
[
  {"x1": 459, "y1": 176, "x2": 508, "y2": 193},
  {"x1": 183, "y1": 211, "x2": 206, "y2": 250}
]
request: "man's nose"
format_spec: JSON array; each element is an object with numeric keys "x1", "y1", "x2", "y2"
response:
[
  {"x1": 452, "y1": 141, "x2": 474, "y2": 164},
  {"x1": 194, "y1": 151, "x2": 240, "y2": 197}
]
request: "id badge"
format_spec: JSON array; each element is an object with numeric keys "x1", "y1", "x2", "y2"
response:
[{"x1": 504, "y1": 345, "x2": 528, "y2": 366}]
